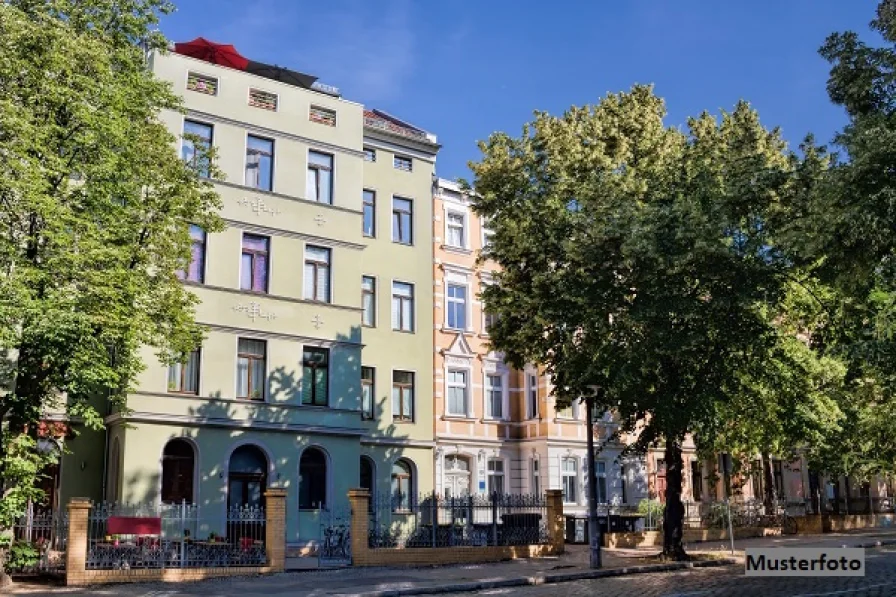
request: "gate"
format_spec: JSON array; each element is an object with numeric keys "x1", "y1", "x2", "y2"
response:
[
  {"x1": 318, "y1": 504, "x2": 351, "y2": 567},
  {"x1": 10, "y1": 505, "x2": 68, "y2": 575}
]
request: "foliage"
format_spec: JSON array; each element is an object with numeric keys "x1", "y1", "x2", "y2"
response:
[
  {"x1": 636, "y1": 498, "x2": 664, "y2": 519},
  {"x1": 469, "y1": 85, "x2": 803, "y2": 557},
  {"x1": 1, "y1": 541, "x2": 40, "y2": 572},
  {"x1": 0, "y1": 0, "x2": 223, "y2": 551}
]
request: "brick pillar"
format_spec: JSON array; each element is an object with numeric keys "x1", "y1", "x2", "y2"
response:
[
  {"x1": 347, "y1": 489, "x2": 370, "y2": 567},
  {"x1": 264, "y1": 488, "x2": 287, "y2": 572},
  {"x1": 545, "y1": 489, "x2": 565, "y2": 553},
  {"x1": 65, "y1": 498, "x2": 92, "y2": 586}
]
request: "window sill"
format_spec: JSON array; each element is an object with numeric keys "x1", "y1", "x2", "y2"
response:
[
  {"x1": 393, "y1": 419, "x2": 415, "y2": 424},
  {"x1": 442, "y1": 245, "x2": 472, "y2": 256},
  {"x1": 392, "y1": 328, "x2": 416, "y2": 335},
  {"x1": 167, "y1": 390, "x2": 200, "y2": 396},
  {"x1": 443, "y1": 415, "x2": 475, "y2": 421},
  {"x1": 392, "y1": 240, "x2": 414, "y2": 247},
  {"x1": 362, "y1": 324, "x2": 376, "y2": 329},
  {"x1": 554, "y1": 418, "x2": 582, "y2": 424},
  {"x1": 480, "y1": 418, "x2": 508, "y2": 425},
  {"x1": 300, "y1": 403, "x2": 330, "y2": 409}
]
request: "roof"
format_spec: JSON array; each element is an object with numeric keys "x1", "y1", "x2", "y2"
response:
[{"x1": 363, "y1": 109, "x2": 438, "y2": 144}]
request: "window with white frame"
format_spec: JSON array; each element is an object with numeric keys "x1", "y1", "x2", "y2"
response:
[
  {"x1": 526, "y1": 374, "x2": 538, "y2": 419},
  {"x1": 304, "y1": 245, "x2": 331, "y2": 302},
  {"x1": 481, "y1": 218, "x2": 495, "y2": 250},
  {"x1": 485, "y1": 374, "x2": 503, "y2": 419},
  {"x1": 446, "y1": 212, "x2": 466, "y2": 248},
  {"x1": 446, "y1": 284, "x2": 467, "y2": 330},
  {"x1": 487, "y1": 459, "x2": 505, "y2": 495},
  {"x1": 561, "y1": 457, "x2": 578, "y2": 504},
  {"x1": 392, "y1": 281, "x2": 414, "y2": 332},
  {"x1": 557, "y1": 398, "x2": 579, "y2": 419},
  {"x1": 446, "y1": 370, "x2": 468, "y2": 416},
  {"x1": 588, "y1": 460, "x2": 608, "y2": 504},
  {"x1": 362, "y1": 276, "x2": 376, "y2": 327}
]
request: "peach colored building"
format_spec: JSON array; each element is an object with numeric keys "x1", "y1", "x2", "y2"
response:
[{"x1": 431, "y1": 179, "x2": 647, "y2": 515}]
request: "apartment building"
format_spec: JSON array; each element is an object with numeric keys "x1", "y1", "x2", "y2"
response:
[
  {"x1": 70, "y1": 46, "x2": 441, "y2": 545},
  {"x1": 432, "y1": 178, "x2": 648, "y2": 516}
]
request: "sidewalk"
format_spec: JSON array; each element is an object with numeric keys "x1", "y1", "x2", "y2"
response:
[{"x1": 11, "y1": 528, "x2": 896, "y2": 597}]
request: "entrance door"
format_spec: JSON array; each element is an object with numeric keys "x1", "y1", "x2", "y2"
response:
[
  {"x1": 444, "y1": 455, "x2": 471, "y2": 498},
  {"x1": 227, "y1": 445, "x2": 267, "y2": 543}
]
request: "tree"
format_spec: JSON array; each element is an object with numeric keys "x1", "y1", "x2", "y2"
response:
[
  {"x1": 470, "y1": 86, "x2": 800, "y2": 559},
  {"x1": 0, "y1": 0, "x2": 222, "y2": 575},
  {"x1": 772, "y1": 0, "x2": 896, "y2": 489}
]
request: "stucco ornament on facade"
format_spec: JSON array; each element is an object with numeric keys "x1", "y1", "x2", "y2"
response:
[
  {"x1": 237, "y1": 197, "x2": 281, "y2": 216},
  {"x1": 311, "y1": 314, "x2": 325, "y2": 329},
  {"x1": 314, "y1": 214, "x2": 327, "y2": 226},
  {"x1": 232, "y1": 302, "x2": 276, "y2": 322}
]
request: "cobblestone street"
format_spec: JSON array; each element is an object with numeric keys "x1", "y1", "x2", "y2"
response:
[{"x1": 462, "y1": 546, "x2": 896, "y2": 597}]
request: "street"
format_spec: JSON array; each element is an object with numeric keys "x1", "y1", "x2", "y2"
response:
[{"x1": 463, "y1": 547, "x2": 896, "y2": 597}]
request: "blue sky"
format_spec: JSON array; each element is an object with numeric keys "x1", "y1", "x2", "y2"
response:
[{"x1": 161, "y1": 0, "x2": 878, "y2": 181}]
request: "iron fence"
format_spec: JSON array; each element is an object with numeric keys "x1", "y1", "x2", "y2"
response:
[
  {"x1": 85, "y1": 501, "x2": 266, "y2": 571},
  {"x1": 639, "y1": 498, "x2": 808, "y2": 532},
  {"x1": 368, "y1": 492, "x2": 549, "y2": 549},
  {"x1": 8, "y1": 505, "x2": 68, "y2": 575}
]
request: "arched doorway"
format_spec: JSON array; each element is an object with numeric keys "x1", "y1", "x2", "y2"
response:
[
  {"x1": 161, "y1": 439, "x2": 195, "y2": 504},
  {"x1": 298, "y1": 447, "x2": 327, "y2": 509},
  {"x1": 227, "y1": 444, "x2": 267, "y2": 509},
  {"x1": 444, "y1": 454, "x2": 470, "y2": 498}
]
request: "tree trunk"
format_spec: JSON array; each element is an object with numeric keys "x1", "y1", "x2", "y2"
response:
[
  {"x1": 832, "y1": 479, "x2": 841, "y2": 514},
  {"x1": 762, "y1": 453, "x2": 776, "y2": 514},
  {"x1": 662, "y1": 434, "x2": 687, "y2": 560}
]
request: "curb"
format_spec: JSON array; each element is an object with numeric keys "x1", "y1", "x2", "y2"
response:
[
  {"x1": 336, "y1": 558, "x2": 737, "y2": 597},
  {"x1": 844, "y1": 538, "x2": 896, "y2": 549}
]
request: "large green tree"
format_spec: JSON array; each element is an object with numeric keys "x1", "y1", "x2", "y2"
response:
[
  {"x1": 774, "y1": 0, "x2": 896, "y2": 486},
  {"x1": 0, "y1": 0, "x2": 222, "y2": 571},
  {"x1": 470, "y1": 86, "x2": 802, "y2": 559}
]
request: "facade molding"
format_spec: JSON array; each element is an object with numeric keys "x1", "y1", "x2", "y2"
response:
[
  {"x1": 105, "y1": 411, "x2": 366, "y2": 437},
  {"x1": 223, "y1": 218, "x2": 366, "y2": 251},
  {"x1": 197, "y1": 322, "x2": 364, "y2": 347}
]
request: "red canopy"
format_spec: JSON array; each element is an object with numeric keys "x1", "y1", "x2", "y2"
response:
[{"x1": 174, "y1": 37, "x2": 249, "y2": 70}]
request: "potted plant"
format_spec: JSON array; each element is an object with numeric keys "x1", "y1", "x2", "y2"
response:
[
  {"x1": 208, "y1": 531, "x2": 217, "y2": 544},
  {"x1": 112, "y1": 535, "x2": 120, "y2": 547}
]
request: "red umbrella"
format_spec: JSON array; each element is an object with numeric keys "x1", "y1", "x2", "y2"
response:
[{"x1": 174, "y1": 37, "x2": 249, "y2": 70}]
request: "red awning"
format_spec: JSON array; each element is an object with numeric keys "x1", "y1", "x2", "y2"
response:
[{"x1": 174, "y1": 37, "x2": 249, "y2": 71}]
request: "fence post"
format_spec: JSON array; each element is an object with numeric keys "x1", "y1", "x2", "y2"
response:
[
  {"x1": 348, "y1": 489, "x2": 370, "y2": 567},
  {"x1": 545, "y1": 489, "x2": 565, "y2": 553},
  {"x1": 491, "y1": 492, "x2": 499, "y2": 546},
  {"x1": 431, "y1": 494, "x2": 437, "y2": 548},
  {"x1": 64, "y1": 498, "x2": 91, "y2": 587},
  {"x1": 264, "y1": 488, "x2": 287, "y2": 572}
]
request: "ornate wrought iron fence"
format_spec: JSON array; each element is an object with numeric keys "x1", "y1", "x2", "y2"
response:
[
  {"x1": 9, "y1": 505, "x2": 68, "y2": 575},
  {"x1": 85, "y1": 501, "x2": 266, "y2": 571},
  {"x1": 368, "y1": 492, "x2": 549, "y2": 549}
]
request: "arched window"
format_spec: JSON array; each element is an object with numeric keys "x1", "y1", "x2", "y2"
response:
[
  {"x1": 161, "y1": 439, "x2": 195, "y2": 504},
  {"x1": 228, "y1": 445, "x2": 267, "y2": 508},
  {"x1": 391, "y1": 459, "x2": 413, "y2": 512},
  {"x1": 107, "y1": 437, "x2": 120, "y2": 503},
  {"x1": 299, "y1": 447, "x2": 327, "y2": 509}
]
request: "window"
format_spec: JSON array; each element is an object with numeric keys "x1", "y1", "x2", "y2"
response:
[
  {"x1": 593, "y1": 460, "x2": 608, "y2": 504},
  {"x1": 392, "y1": 282, "x2": 414, "y2": 332},
  {"x1": 393, "y1": 155, "x2": 412, "y2": 172},
  {"x1": 161, "y1": 439, "x2": 194, "y2": 504},
  {"x1": 446, "y1": 370, "x2": 468, "y2": 416},
  {"x1": 302, "y1": 347, "x2": 329, "y2": 406},
  {"x1": 363, "y1": 147, "x2": 376, "y2": 162},
  {"x1": 557, "y1": 399, "x2": 578, "y2": 419},
  {"x1": 177, "y1": 225, "x2": 206, "y2": 283},
  {"x1": 621, "y1": 464, "x2": 628, "y2": 504},
  {"x1": 360, "y1": 457, "x2": 375, "y2": 510},
  {"x1": 227, "y1": 445, "x2": 267, "y2": 509},
  {"x1": 182, "y1": 120, "x2": 213, "y2": 177},
  {"x1": 245, "y1": 135, "x2": 274, "y2": 191},
  {"x1": 392, "y1": 460, "x2": 412, "y2": 511},
  {"x1": 484, "y1": 311, "x2": 498, "y2": 334},
  {"x1": 240, "y1": 234, "x2": 269, "y2": 293},
  {"x1": 392, "y1": 197, "x2": 413, "y2": 244},
  {"x1": 187, "y1": 71, "x2": 217, "y2": 95},
  {"x1": 527, "y1": 374, "x2": 538, "y2": 419},
  {"x1": 304, "y1": 245, "x2": 331, "y2": 302},
  {"x1": 691, "y1": 460, "x2": 703, "y2": 502},
  {"x1": 392, "y1": 370, "x2": 414, "y2": 421},
  {"x1": 446, "y1": 284, "x2": 467, "y2": 329},
  {"x1": 361, "y1": 366, "x2": 375, "y2": 420},
  {"x1": 237, "y1": 338, "x2": 266, "y2": 400},
  {"x1": 310, "y1": 105, "x2": 336, "y2": 126},
  {"x1": 482, "y1": 219, "x2": 495, "y2": 250},
  {"x1": 248, "y1": 88, "x2": 277, "y2": 111},
  {"x1": 362, "y1": 276, "x2": 376, "y2": 327},
  {"x1": 168, "y1": 349, "x2": 200, "y2": 394},
  {"x1": 363, "y1": 190, "x2": 376, "y2": 237},
  {"x1": 487, "y1": 459, "x2": 505, "y2": 495},
  {"x1": 307, "y1": 151, "x2": 333, "y2": 204},
  {"x1": 532, "y1": 459, "x2": 541, "y2": 496},
  {"x1": 773, "y1": 459, "x2": 785, "y2": 498},
  {"x1": 486, "y1": 374, "x2": 503, "y2": 419},
  {"x1": 562, "y1": 458, "x2": 578, "y2": 504},
  {"x1": 446, "y1": 212, "x2": 466, "y2": 248},
  {"x1": 298, "y1": 448, "x2": 327, "y2": 509}
]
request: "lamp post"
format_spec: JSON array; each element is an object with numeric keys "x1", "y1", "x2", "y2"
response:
[{"x1": 585, "y1": 387, "x2": 602, "y2": 568}]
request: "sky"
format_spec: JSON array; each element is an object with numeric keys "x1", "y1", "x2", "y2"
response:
[{"x1": 160, "y1": 0, "x2": 880, "y2": 181}]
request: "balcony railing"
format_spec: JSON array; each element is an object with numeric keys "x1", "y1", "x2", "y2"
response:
[{"x1": 364, "y1": 115, "x2": 430, "y2": 142}]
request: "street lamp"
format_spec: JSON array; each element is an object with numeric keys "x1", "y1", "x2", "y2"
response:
[{"x1": 584, "y1": 386, "x2": 602, "y2": 569}]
